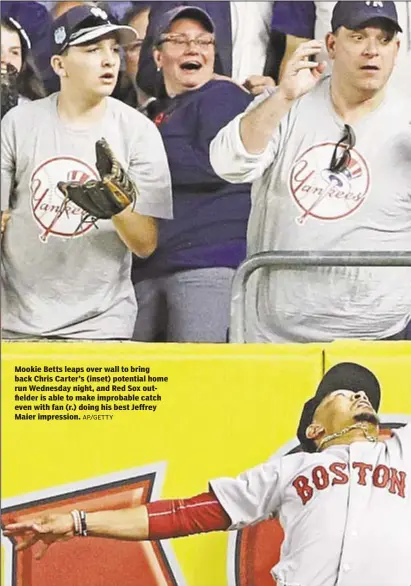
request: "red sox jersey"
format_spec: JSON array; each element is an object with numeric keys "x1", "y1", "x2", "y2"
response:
[{"x1": 210, "y1": 425, "x2": 411, "y2": 586}]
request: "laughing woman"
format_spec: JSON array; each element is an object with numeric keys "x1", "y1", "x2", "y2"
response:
[{"x1": 132, "y1": 6, "x2": 253, "y2": 343}]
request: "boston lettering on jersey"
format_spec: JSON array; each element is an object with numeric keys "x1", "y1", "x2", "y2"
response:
[{"x1": 293, "y1": 461, "x2": 407, "y2": 505}]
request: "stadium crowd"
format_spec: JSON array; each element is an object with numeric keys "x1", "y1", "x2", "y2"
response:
[{"x1": 1, "y1": 0, "x2": 410, "y2": 343}]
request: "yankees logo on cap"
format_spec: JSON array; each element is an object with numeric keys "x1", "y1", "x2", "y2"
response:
[
  {"x1": 54, "y1": 26, "x2": 66, "y2": 46},
  {"x1": 90, "y1": 6, "x2": 109, "y2": 20},
  {"x1": 51, "y1": 4, "x2": 138, "y2": 55},
  {"x1": 331, "y1": 1, "x2": 402, "y2": 32}
]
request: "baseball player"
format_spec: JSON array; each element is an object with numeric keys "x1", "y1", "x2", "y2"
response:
[
  {"x1": 1, "y1": 4, "x2": 172, "y2": 340},
  {"x1": 4, "y1": 362, "x2": 411, "y2": 586},
  {"x1": 210, "y1": 0, "x2": 411, "y2": 343}
]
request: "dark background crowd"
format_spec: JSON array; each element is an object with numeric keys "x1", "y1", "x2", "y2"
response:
[{"x1": 1, "y1": 1, "x2": 410, "y2": 344}]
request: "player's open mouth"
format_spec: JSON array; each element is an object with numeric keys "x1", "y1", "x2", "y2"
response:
[
  {"x1": 360, "y1": 66, "x2": 380, "y2": 71},
  {"x1": 100, "y1": 73, "x2": 115, "y2": 81}
]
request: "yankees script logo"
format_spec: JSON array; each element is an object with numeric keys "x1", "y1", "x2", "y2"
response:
[
  {"x1": 30, "y1": 157, "x2": 99, "y2": 243},
  {"x1": 293, "y1": 461, "x2": 407, "y2": 505},
  {"x1": 289, "y1": 142, "x2": 371, "y2": 225}
]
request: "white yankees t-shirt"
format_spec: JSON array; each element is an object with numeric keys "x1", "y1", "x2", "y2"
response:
[
  {"x1": 1, "y1": 94, "x2": 172, "y2": 339},
  {"x1": 210, "y1": 77, "x2": 411, "y2": 343}
]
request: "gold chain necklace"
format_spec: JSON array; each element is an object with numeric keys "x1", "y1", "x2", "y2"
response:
[{"x1": 317, "y1": 422, "x2": 378, "y2": 451}]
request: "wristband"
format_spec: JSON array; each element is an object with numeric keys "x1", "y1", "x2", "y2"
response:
[
  {"x1": 70, "y1": 509, "x2": 81, "y2": 535},
  {"x1": 79, "y1": 510, "x2": 88, "y2": 537}
]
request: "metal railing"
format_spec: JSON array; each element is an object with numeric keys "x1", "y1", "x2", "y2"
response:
[{"x1": 229, "y1": 251, "x2": 411, "y2": 343}]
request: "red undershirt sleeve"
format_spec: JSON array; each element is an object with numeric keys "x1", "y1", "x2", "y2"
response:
[{"x1": 147, "y1": 491, "x2": 231, "y2": 540}]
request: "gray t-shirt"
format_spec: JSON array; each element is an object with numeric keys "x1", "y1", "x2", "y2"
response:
[
  {"x1": 1, "y1": 94, "x2": 172, "y2": 339},
  {"x1": 210, "y1": 77, "x2": 411, "y2": 342}
]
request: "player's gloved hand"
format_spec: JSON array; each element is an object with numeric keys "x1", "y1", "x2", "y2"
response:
[
  {"x1": 57, "y1": 138, "x2": 138, "y2": 220},
  {"x1": 1, "y1": 63, "x2": 19, "y2": 119}
]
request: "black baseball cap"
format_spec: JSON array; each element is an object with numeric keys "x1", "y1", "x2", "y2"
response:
[
  {"x1": 331, "y1": 1, "x2": 402, "y2": 33},
  {"x1": 51, "y1": 4, "x2": 138, "y2": 56},
  {"x1": 1, "y1": 1, "x2": 50, "y2": 54},
  {"x1": 153, "y1": 6, "x2": 216, "y2": 46},
  {"x1": 4, "y1": 16, "x2": 32, "y2": 54},
  {"x1": 297, "y1": 362, "x2": 381, "y2": 453}
]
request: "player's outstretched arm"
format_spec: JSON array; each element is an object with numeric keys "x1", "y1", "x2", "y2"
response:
[
  {"x1": 3, "y1": 506, "x2": 150, "y2": 559},
  {"x1": 239, "y1": 40, "x2": 326, "y2": 154},
  {"x1": 3, "y1": 513, "x2": 78, "y2": 559},
  {"x1": 3, "y1": 492, "x2": 231, "y2": 559}
]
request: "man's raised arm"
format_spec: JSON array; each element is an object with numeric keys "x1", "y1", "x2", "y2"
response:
[{"x1": 210, "y1": 40, "x2": 326, "y2": 183}]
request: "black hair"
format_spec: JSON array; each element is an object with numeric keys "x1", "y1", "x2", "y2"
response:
[
  {"x1": 1, "y1": 18, "x2": 46, "y2": 100},
  {"x1": 353, "y1": 412, "x2": 380, "y2": 426},
  {"x1": 122, "y1": 3, "x2": 151, "y2": 26}
]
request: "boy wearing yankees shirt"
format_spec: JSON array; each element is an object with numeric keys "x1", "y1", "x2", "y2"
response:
[
  {"x1": 4, "y1": 362, "x2": 411, "y2": 586},
  {"x1": 1, "y1": 5, "x2": 172, "y2": 340}
]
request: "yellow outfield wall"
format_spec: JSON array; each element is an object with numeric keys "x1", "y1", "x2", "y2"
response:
[{"x1": 1, "y1": 341, "x2": 410, "y2": 586}]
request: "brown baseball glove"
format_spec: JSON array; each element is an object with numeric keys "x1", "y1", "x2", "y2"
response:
[{"x1": 57, "y1": 138, "x2": 138, "y2": 220}]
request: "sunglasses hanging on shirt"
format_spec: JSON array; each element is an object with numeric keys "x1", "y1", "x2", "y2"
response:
[{"x1": 329, "y1": 124, "x2": 356, "y2": 174}]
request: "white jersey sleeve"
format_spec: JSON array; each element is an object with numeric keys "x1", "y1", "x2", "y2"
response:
[
  {"x1": 392, "y1": 423, "x2": 411, "y2": 467},
  {"x1": 1, "y1": 111, "x2": 15, "y2": 211},
  {"x1": 127, "y1": 113, "x2": 173, "y2": 220},
  {"x1": 209, "y1": 88, "x2": 284, "y2": 184},
  {"x1": 209, "y1": 458, "x2": 282, "y2": 530}
]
